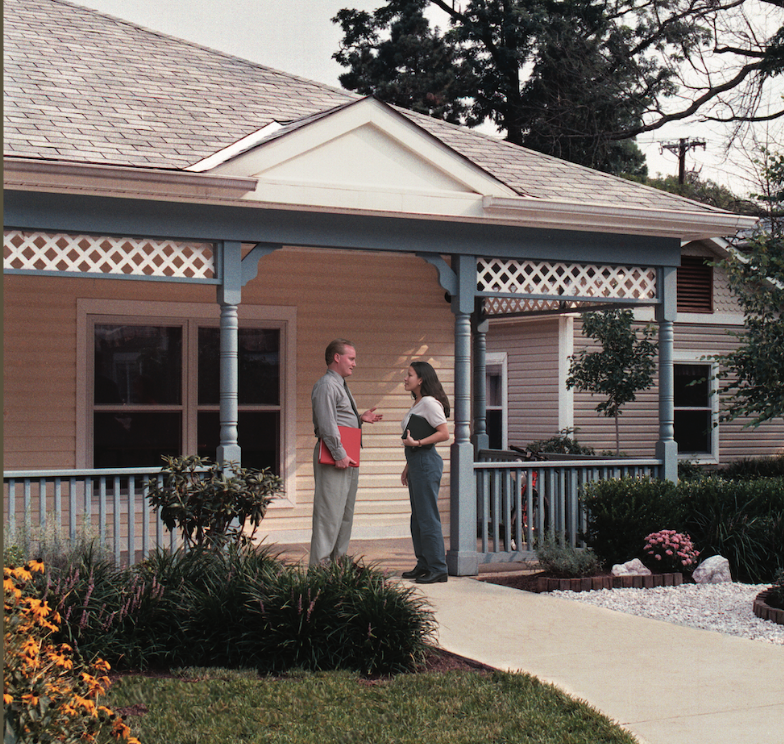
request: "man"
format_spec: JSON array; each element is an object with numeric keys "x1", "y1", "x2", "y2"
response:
[{"x1": 310, "y1": 339, "x2": 382, "y2": 564}]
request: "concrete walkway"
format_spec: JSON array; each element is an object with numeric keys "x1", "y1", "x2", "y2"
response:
[{"x1": 276, "y1": 538, "x2": 784, "y2": 744}]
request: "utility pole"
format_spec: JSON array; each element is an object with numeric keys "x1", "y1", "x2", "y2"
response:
[{"x1": 660, "y1": 138, "x2": 706, "y2": 184}]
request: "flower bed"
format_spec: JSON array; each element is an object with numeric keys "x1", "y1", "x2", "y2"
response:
[
  {"x1": 753, "y1": 590, "x2": 784, "y2": 626},
  {"x1": 537, "y1": 572, "x2": 683, "y2": 593}
]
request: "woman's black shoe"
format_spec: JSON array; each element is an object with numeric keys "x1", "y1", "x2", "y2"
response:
[
  {"x1": 401, "y1": 566, "x2": 428, "y2": 579},
  {"x1": 416, "y1": 571, "x2": 448, "y2": 584}
]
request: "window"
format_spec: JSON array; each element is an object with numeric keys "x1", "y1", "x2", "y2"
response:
[
  {"x1": 677, "y1": 256, "x2": 713, "y2": 313},
  {"x1": 83, "y1": 301, "x2": 294, "y2": 477},
  {"x1": 485, "y1": 353, "x2": 507, "y2": 450},
  {"x1": 674, "y1": 363, "x2": 715, "y2": 456}
]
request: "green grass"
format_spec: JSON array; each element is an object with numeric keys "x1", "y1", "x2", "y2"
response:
[{"x1": 108, "y1": 666, "x2": 638, "y2": 744}]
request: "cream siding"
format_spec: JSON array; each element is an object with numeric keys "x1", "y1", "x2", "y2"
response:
[
  {"x1": 3, "y1": 247, "x2": 454, "y2": 543},
  {"x1": 487, "y1": 318, "x2": 561, "y2": 448}
]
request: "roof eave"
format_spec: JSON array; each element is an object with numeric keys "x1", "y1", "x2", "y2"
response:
[
  {"x1": 3, "y1": 158, "x2": 258, "y2": 199},
  {"x1": 483, "y1": 195, "x2": 759, "y2": 240}
]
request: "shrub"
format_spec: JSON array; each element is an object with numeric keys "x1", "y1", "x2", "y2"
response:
[
  {"x1": 535, "y1": 536, "x2": 601, "y2": 577},
  {"x1": 766, "y1": 570, "x2": 784, "y2": 610},
  {"x1": 682, "y1": 476, "x2": 784, "y2": 584},
  {"x1": 3, "y1": 560, "x2": 139, "y2": 744},
  {"x1": 146, "y1": 455, "x2": 283, "y2": 547},
  {"x1": 581, "y1": 477, "x2": 687, "y2": 567},
  {"x1": 241, "y1": 557, "x2": 436, "y2": 675},
  {"x1": 527, "y1": 428, "x2": 595, "y2": 456},
  {"x1": 642, "y1": 530, "x2": 700, "y2": 573},
  {"x1": 40, "y1": 545, "x2": 435, "y2": 676},
  {"x1": 719, "y1": 455, "x2": 784, "y2": 480}
]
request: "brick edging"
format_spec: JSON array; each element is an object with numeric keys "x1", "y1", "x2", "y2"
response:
[
  {"x1": 753, "y1": 590, "x2": 784, "y2": 625},
  {"x1": 538, "y1": 572, "x2": 683, "y2": 593}
]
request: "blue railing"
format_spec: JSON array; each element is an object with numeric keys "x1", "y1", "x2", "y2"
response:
[
  {"x1": 3, "y1": 467, "x2": 180, "y2": 565},
  {"x1": 475, "y1": 451, "x2": 661, "y2": 563}
]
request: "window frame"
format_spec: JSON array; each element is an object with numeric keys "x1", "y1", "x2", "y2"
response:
[
  {"x1": 77, "y1": 299, "x2": 297, "y2": 505},
  {"x1": 485, "y1": 351, "x2": 508, "y2": 450},
  {"x1": 672, "y1": 353, "x2": 719, "y2": 463}
]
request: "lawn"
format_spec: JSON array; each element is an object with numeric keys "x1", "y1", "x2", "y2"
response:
[{"x1": 108, "y1": 663, "x2": 638, "y2": 744}]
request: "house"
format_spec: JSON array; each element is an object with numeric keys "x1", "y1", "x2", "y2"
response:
[
  {"x1": 485, "y1": 237, "x2": 784, "y2": 464},
  {"x1": 3, "y1": 0, "x2": 760, "y2": 572}
]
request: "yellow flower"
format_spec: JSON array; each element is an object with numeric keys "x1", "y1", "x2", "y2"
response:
[
  {"x1": 3, "y1": 693, "x2": 14, "y2": 704},
  {"x1": 21, "y1": 693, "x2": 39, "y2": 706},
  {"x1": 12, "y1": 566, "x2": 32, "y2": 582},
  {"x1": 28, "y1": 560, "x2": 45, "y2": 574}
]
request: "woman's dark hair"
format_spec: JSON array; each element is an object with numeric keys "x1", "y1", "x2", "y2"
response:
[{"x1": 410, "y1": 361, "x2": 450, "y2": 418}]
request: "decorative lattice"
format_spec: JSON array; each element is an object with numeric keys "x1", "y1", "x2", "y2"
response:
[
  {"x1": 477, "y1": 258, "x2": 657, "y2": 301},
  {"x1": 4, "y1": 231, "x2": 215, "y2": 279}
]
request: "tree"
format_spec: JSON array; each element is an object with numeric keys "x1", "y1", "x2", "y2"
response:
[
  {"x1": 333, "y1": 0, "x2": 783, "y2": 173},
  {"x1": 715, "y1": 150, "x2": 784, "y2": 425},
  {"x1": 566, "y1": 310, "x2": 658, "y2": 455}
]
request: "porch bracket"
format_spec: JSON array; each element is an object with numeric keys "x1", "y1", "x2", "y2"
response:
[
  {"x1": 416, "y1": 253, "x2": 457, "y2": 296},
  {"x1": 241, "y1": 242, "x2": 283, "y2": 287},
  {"x1": 446, "y1": 254, "x2": 480, "y2": 576}
]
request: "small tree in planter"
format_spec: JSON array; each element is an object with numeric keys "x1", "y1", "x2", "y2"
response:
[
  {"x1": 146, "y1": 455, "x2": 283, "y2": 548},
  {"x1": 566, "y1": 309, "x2": 657, "y2": 455}
]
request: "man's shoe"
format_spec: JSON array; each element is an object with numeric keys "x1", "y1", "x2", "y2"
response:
[
  {"x1": 401, "y1": 566, "x2": 428, "y2": 579},
  {"x1": 416, "y1": 571, "x2": 448, "y2": 584}
]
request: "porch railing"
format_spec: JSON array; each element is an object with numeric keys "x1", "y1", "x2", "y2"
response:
[
  {"x1": 4, "y1": 467, "x2": 182, "y2": 565},
  {"x1": 475, "y1": 451, "x2": 662, "y2": 563}
]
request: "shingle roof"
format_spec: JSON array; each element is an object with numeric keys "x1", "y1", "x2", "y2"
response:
[{"x1": 4, "y1": 0, "x2": 733, "y2": 216}]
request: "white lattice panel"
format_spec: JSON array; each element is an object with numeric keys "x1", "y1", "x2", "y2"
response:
[
  {"x1": 477, "y1": 258, "x2": 657, "y2": 301},
  {"x1": 4, "y1": 231, "x2": 215, "y2": 279}
]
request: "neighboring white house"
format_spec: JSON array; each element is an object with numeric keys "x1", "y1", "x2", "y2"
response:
[{"x1": 3, "y1": 0, "x2": 762, "y2": 571}]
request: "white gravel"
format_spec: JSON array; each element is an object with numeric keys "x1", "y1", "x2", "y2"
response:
[{"x1": 550, "y1": 583, "x2": 784, "y2": 645}]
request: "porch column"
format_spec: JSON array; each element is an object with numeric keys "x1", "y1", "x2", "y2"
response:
[
  {"x1": 217, "y1": 241, "x2": 242, "y2": 465},
  {"x1": 446, "y1": 254, "x2": 479, "y2": 576},
  {"x1": 472, "y1": 307, "x2": 489, "y2": 453},
  {"x1": 656, "y1": 265, "x2": 678, "y2": 482}
]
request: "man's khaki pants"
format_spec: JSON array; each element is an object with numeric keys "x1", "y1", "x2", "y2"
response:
[{"x1": 309, "y1": 444, "x2": 360, "y2": 565}]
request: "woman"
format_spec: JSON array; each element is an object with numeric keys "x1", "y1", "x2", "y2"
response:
[{"x1": 400, "y1": 361, "x2": 451, "y2": 584}]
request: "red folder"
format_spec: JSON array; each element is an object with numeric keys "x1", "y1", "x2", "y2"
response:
[{"x1": 318, "y1": 426, "x2": 361, "y2": 467}]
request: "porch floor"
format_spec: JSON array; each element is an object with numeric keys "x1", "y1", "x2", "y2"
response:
[{"x1": 275, "y1": 537, "x2": 783, "y2": 744}]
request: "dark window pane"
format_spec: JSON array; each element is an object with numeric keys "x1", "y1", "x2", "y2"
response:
[
  {"x1": 674, "y1": 410, "x2": 711, "y2": 453},
  {"x1": 95, "y1": 325, "x2": 182, "y2": 405},
  {"x1": 674, "y1": 365, "x2": 709, "y2": 407},
  {"x1": 486, "y1": 368, "x2": 502, "y2": 408},
  {"x1": 94, "y1": 412, "x2": 181, "y2": 467},
  {"x1": 487, "y1": 409, "x2": 503, "y2": 450},
  {"x1": 198, "y1": 411, "x2": 280, "y2": 473},
  {"x1": 198, "y1": 328, "x2": 280, "y2": 406}
]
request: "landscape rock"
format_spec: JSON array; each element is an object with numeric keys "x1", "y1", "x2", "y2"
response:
[
  {"x1": 693, "y1": 555, "x2": 732, "y2": 584},
  {"x1": 611, "y1": 558, "x2": 652, "y2": 577}
]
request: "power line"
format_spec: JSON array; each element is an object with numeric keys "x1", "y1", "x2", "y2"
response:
[{"x1": 659, "y1": 137, "x2": 706, "y2": 184}]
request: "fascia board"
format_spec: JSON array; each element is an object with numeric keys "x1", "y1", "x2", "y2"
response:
[
  {"x1": 4, "y1": 158, "x2": 258, "y2": 199},
  {"x1": 483, "y1": 195, "x2": 759, "y2": 240},
  {"x1": 209, "y1": 97, "x2": 517, "y2": 199}
]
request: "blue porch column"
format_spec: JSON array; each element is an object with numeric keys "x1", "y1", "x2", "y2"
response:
[
  {"x1": 446, "y1": 254, "x2": 479, "y2": 576},
  {"x1": 656, "y1": 265, "x2": 678, "y2": 482},
  {"x1": 217, "y1": 241, "x2": 242, "y2": 465},
  {"x1": 472, "y1": 307, "x2": 490, "y2": 453}
]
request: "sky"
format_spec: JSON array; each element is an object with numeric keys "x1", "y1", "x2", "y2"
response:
[{"x1": 72, "y1": 0, "x2": 781, "y2": 197}]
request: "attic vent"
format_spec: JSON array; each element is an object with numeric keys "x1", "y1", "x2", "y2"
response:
[{"x1": 677, "y1": 256, "x2": 713, "y2": 313}]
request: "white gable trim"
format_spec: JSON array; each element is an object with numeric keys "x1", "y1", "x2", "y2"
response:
[{"x1": 194, "y1": 97, "x2": 517, "y2": 218}]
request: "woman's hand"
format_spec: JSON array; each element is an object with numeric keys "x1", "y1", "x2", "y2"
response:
[
  {"x1": 401, "y1": 464, "x2": 409, "y2": 487},
  {"x1": 402, "y1": 429, "x2": 419, "y2": 448}
]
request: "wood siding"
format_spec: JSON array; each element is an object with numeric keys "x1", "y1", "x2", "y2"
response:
[
  {"x1": 487, "y1": 318, "x2": 561, "y2": 448},
  {"x1": 3, "y1": 247, "x2": 455, "y2": 543}
]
